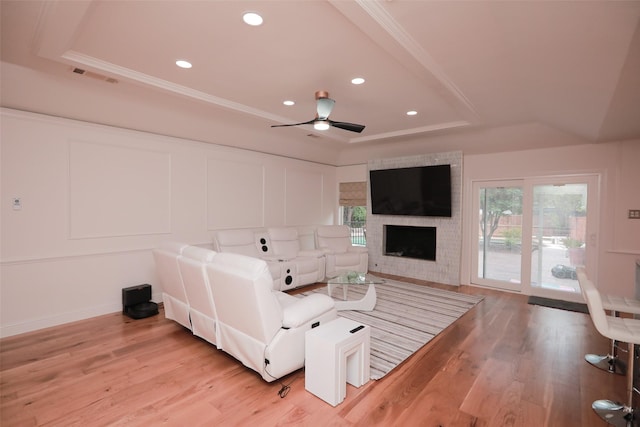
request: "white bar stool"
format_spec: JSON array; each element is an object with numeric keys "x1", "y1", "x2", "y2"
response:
[
  {"x1": 580, "y1": 267, "x2": 640, "y2": 426},
  {"x1": 305, "y1": 317, "x2": 370, "y2": 406},
  {"x1": 586, "y1": 292, "x2": 640, "y2": 375}
]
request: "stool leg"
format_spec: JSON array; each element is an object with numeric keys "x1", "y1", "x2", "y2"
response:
[
  {"x1": 592, "y1": 341, "x2": 637, "y2": 426},
  {"x1": 585, "y1": 311, "x2": 627, "y2": 375}
]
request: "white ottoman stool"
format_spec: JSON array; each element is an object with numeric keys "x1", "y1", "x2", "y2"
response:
[{"x1": 305, "y1": 317, "x2": 371, "y2": 406}]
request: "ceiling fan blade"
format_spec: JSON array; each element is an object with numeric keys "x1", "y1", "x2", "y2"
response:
[
  {"x1": 316, "y1": 97, "x2": 335, "y2": 120},
  {"x1": 329, "y1": 120, "x2": 365, "y2": 133},
  {"x1": 271, "y1": 119, "x2": 315, "y2": 128}
]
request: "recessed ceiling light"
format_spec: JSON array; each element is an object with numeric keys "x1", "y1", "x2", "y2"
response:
[
  {"x1": 406, "y1": 110, "x2": 418, "y2": 116},
  {"x1": 243, "y1": 12, "x2": 263, "y2": 26},
  {"x1": 175, "y1": 60, "x2": 192, "y2": 69},
  {"x1": 283, "y1": 100, "x2": 295, "y2": 106},
  {"x1": 351, "y1": 77, "x2": 365, "y2": 85}
]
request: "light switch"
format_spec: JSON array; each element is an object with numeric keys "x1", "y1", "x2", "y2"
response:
[
  {"x1": 12, "y1": 197, "x2": 21, "y2": 210},
  {"x1": 629, "y1": 209, "x2": 640, "y2": 219}
]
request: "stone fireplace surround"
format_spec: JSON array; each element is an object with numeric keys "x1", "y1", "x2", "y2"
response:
[{"x1": 367, "y1": 151, "x2": 462, "y2": 286}]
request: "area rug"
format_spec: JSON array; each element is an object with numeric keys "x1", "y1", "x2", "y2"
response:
[
  {"x1": 299, "y1": 279, "x2": 483, "y2": 380},
  {"x1": 528, "y1": 296, "x2": 589, "y2": 314}
]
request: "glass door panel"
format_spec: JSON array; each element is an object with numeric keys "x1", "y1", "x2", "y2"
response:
[
  {"x1": 473, "y1": 182, "x2": 523, "y2": 292},
  {"x1": 530, "y1": 183, "x2": 588, "y2": 295}
]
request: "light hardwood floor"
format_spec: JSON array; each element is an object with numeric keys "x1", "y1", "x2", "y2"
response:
[{"x1": 0, "y1": 275, "x2": 623, "y2": 426}]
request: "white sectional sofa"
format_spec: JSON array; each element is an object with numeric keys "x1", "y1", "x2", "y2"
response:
[
  {"x1": 152, "y1": 241, "x2": 191, "y2": 330},
  {"x1": 212, "y1": 225, "x2": 368, "y2": 290},
  {"x1": 266, "y1": 227, "x2": 326, "y2": 288},
  {"x1": 152, "y1": 244, "x2": 338, "y2": 382},
  {"x1": 315, "y1": 225, "x2": 369, "y2": 278},
  {"x1": 211, "y1": 228, "x2": 285, "y2": 284}
]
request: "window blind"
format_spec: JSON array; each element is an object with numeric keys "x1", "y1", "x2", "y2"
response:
[{"x1": 339, "y1": 181, "x2": 367, "y2": 206}]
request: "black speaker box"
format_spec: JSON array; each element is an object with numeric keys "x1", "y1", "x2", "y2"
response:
[{"x1": 122, "y1": 284, "x2": 158, "y2": 319}]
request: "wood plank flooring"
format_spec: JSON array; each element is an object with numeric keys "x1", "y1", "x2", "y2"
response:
[{"x1": 0, "y1": 275, "x2": 624, "y2": 426}]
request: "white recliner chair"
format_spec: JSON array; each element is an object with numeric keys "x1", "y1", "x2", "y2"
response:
[
  {"x1": 267, "y1": 227, "x2": 326, "y2": 290},
  {"x1": 315, "y1": 225, "x2": 368, "y2": 278},
  {"x1": 152, "y1": 241, "x2": 191, "y2": 330},
  {"x1": 177, "y1": 246, "x2": 218, "y2": 347},
  {"x1": 206, "y1": 252, "x2": 337, "y2": 382},
  {"x1": 212, "y1": 229, "x2": 283, "y2": 289}
]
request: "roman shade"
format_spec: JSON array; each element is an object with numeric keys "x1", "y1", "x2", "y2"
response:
[{"x1": 339, "y1": 181, "x2": 367, "y2": 207}]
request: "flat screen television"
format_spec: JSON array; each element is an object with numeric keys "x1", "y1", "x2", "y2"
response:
[{"x1": 369, "y1": 164, "x2": 452, "y2": 217}]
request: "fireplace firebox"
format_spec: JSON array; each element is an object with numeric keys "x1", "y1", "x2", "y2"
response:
[{"x1": 384, "y1": 225, "x2": 436, "y2": 261}]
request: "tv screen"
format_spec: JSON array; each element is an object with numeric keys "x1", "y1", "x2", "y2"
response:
[{"x1": 369, "y1": 164, "x2": 452, "y2": 217}]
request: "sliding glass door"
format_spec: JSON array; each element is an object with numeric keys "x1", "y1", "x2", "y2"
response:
[
  {"x1": 473, "y1": 181, "x2": 524, "y2": 292},
  {"x1": 527, "y1": 176, "x2": 598, "y2": 300},
  {"x1": 472, "y1": 175, "x2": 599, "y2": 300}
]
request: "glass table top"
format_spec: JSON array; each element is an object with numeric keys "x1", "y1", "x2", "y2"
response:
[{"x1": 324, "y1": 272, "x2": 386, "y2": 285}]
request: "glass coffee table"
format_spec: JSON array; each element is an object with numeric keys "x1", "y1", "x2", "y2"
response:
[{"x1": 325, "y1": 272, "x2": 385, "y2": 311}]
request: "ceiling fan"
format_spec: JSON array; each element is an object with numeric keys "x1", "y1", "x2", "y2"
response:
[{"x1": 271, "y1": 91, "x2": 365, "y2": 133}]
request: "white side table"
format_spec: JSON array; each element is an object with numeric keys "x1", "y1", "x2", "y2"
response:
[{"x1": 305, "y1": 317, "x2": 371, "y2": 406}]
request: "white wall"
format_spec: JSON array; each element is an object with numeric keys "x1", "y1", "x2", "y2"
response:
[
  {"x1": 2, "y1": 107, "x2": 638, "y2": 337},
  {"x1": 335, "y1": 164, "x2": 367, "y2": 183},
  {"x1": 0, "y1": 109, "x2": 336, "y2": 337},
  {"x1": 461, "y1": 141, "x2": 640, "y2": 297},
  {"x1": 336, "y1": 142, "x2": 640, "y2": 297}
]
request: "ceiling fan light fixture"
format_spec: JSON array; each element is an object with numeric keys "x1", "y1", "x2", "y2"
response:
[
  {"x1": 242, "y1": 12, "x2": 263, "y2": 26},
  {"x1": 313, "y1": 121, "x2": 330, "y2": 131}
]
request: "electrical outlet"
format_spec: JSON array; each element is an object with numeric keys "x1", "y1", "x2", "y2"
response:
[
  {"x1": 12, "y1": 197, "x2": 21, "y2": 211},
  {"x1": 629, "y1": 209, "x2": 640, "y2": 219}
]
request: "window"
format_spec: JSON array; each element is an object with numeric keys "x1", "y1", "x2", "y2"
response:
[
  {"x1": 341, "y1": 206, "x2": 367, "y2": 246},
  {"x1": 339, "y1": 182, "x2": 367, "y2": 246}
]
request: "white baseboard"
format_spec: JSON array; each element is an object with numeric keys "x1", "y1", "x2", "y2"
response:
[{"x1": 0, "y1": 292, "x2": 163, "y2": 338}]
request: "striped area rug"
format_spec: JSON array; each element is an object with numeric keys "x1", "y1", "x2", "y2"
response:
[{"x1": 300, "y1": 279, "x2": 483, "y2": 380}]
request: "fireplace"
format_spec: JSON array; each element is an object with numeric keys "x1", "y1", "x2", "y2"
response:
[
  {"x1": 383, "y1": 225, "x2": 436, "y2": 261},
  {"x1": 367, "y1": 152, "x2": 461, "y2": 284}
]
